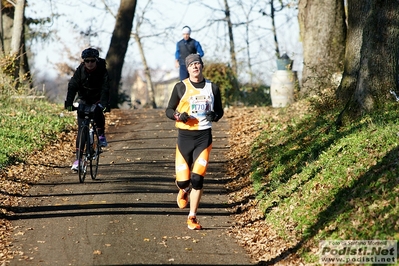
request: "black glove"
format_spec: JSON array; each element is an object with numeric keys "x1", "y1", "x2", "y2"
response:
[
  {"x1": 98, "y1": 103, "x2": 106, "y2": 112},
  {"x1": 99, "y1": 102, "x2": 111, "y2": 113},
  {"x1": 175, "y1": 112, "x2": 190, "y2": 123},
  {"x1": 205, "y1": 110, "x2": 217, "y2": 122},
  {"x1": 65, "y1": 101, "x2": 73, "y2": 111}
]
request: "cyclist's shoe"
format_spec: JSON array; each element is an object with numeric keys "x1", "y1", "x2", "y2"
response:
[
  {"x1": 177, "y1": 189, "x2": 190, "y2": 209},
  {"x1": 187, "y1": 216, "x2": 202, "y2": 230},
  {"x1": 99, "y1": 135, "x2": 108, "y2": 147},
  {"x1": 71, "y1": 160, "x2": 79, "y2": 171}
]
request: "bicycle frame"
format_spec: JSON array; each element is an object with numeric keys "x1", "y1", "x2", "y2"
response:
[{"x1": 74, "y1": 103, "x2": 102, "y2": 183}]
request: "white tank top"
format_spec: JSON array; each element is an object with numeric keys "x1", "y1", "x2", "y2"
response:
[{"x1": 175, "y1": 79, "x2": 214, "y2": 130}]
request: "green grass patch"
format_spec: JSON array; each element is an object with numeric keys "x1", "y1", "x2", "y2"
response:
[
  {"x1": 0, "y1": 96, "x2": 75, "y2": 168},
  {"x1": 249, "y1": 103, "x2": 399, "y2": 265}
]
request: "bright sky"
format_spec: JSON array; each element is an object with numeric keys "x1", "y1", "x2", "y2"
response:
[{"x1": 26, "y1": 0, "x2": 301, "y2": 85}]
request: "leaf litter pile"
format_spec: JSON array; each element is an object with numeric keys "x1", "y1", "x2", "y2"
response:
[
  {"x1": 225, "y1": 105, "x2": 306, "y2": 265},
  {"x1": 0, "y1": 106, "x2": 306, "y2": 265}
]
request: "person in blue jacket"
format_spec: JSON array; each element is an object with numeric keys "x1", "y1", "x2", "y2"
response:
[{"x1": 175, "y1": 26, "x2": 204, "y2": 81}]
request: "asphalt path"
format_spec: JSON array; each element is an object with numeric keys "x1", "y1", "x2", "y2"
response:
[{"x1": 8, "y1": 109, "x2": 254, "y2": 266}]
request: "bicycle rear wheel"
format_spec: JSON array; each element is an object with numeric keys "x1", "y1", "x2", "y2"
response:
[
  {"x1": 78, "y1": 125, "x2": 89, "y2": 183},
  {"x1": 90, "y1": 130, "x2": 100, "y2": 179}
]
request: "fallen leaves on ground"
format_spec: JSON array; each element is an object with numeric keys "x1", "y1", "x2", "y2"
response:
[
  {"x1": 0, "y1": 106, "x2": 307, "y2": 265},
  {"x1": 224, "y1": 105, "x2": 308, "y2": 265},
  {"x1": 0, "y1": 110, "x2": 99, "y2": 263}
]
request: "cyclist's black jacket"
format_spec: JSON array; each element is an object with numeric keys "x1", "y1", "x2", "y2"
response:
[{"x1": 66, "y1": 58, "x2": 110, "y2": 106}]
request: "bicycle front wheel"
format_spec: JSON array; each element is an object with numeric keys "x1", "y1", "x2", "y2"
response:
[
  {"x1": 90, "y1": 129, "x2": 100, "y2": 179},
  {"x1": 78, "y1": 125, "x2": 89, "y2": 183}
]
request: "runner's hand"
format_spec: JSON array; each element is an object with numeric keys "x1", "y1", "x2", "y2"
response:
[
  {"x1": 205, "y1": 110, "x2": 217, "y2": 121},
  {"x1": 175, "y1": 112, "x2": 189, "y2": 123},
  {"x1": 179, "y1": 112, "x2": 190, "y2": 123}
]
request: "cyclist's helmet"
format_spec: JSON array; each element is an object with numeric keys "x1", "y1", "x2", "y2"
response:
[{"x1": 81, "y1": 48, "x2": 99, "y2": 59}]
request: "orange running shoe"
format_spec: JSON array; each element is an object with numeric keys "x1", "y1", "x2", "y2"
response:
[
  {"x1": 187, "y1": 216, "x2": 202, "y2": 230},
  {"x1": 177, "y1": 189, "x2": 189, "y2": 209}
]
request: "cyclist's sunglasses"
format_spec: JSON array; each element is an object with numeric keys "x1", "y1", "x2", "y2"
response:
[{"x1": 84, "y1": 59, "x2": 96, "y2": 63}]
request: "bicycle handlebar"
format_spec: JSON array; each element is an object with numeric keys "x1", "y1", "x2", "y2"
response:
[
  {"x1": 66, "y1": 102, "x2": 110, "y2": 113},
  {"x1": 66, "y1": 102, "x2": 94, "y2": 110}
]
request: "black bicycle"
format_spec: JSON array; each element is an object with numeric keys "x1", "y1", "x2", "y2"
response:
[{"x1": 74, "y1": 103, "x2": 102, "y2": 183}]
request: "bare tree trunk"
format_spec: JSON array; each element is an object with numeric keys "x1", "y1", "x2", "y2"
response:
[
  {"x1": 9, "y1": 0, "x2": 25, "y2": 85},
  {"x1": 132, "y1": 0, "x2": 156, "y2": 109},
  {"x1": 220, "y1": 0, "x2": 239, "y2": 97},
  {"x1": 1, "y1": 2, "x2": 15, "y2": 56},
  {"x1": 106, "y1": 0, "x2": 137, "y2": 108},
  {"x1": 237, "y1": 1, "x2": 254, "y2": 83},
  {"x1": 244, "y1": 22, "x2": 253, "y2": 83},
  {"x1": 20, "y1": 26, "x2": 31, "y2": 83},
  {"x1": 336, "y1": 0, "x2": 399, "y2": 125},
  {"x1": 298, "y1": 0, "x2": 346, "y2": 95},
  {"x1": 134, "y1": 33, "x2": 156, "y2": 108},
  {"x1": 0, "y1": 0, "x2": 4, "y2": 56},
  {"x1": 10, "y1": 0, "x2": 24, "y2": 55},
  {"x1": 270, "y1": 0, "x2": 280, "y2": 58},
  {"x1": 223, "y1": 0, "x2": 237, "y2": 76},
  {"x1": 260, "y1": 1, "x2": 289, "y2": 59}
]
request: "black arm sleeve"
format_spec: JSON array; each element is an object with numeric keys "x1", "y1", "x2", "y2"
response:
[
  {"x1": 165, "y1": 82, "x2": 186, "y2": 120},
  {"x1": 212, "y1": 84, "x2": 224, "y2": 122},
  {"x1": 65, "y1": 66, "x2": 81, "y2": 106},
  {"x1": 100, "y1": 69, "x2": 110, "y2": 106}
]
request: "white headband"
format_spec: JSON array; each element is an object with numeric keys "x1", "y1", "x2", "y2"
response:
[{"x1": 182, "y1": 26, "x2": 191, "y2": 34}]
